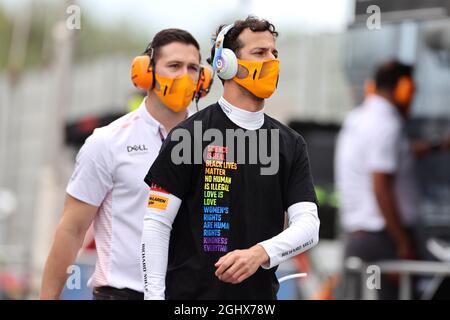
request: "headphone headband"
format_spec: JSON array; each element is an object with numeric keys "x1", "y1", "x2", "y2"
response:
[
  {"x1": 213, "y1": 23, "x2": 234, "y2": 72},
  {"x1": 143, "y1": 42, "x2": 154, "y2": 61}
]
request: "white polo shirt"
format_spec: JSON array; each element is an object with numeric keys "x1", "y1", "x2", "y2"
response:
[
  {"x1": 335, "y1": 95, "x2": 418, "y2": 232},
  {"x1": 67, "y1": 98, "x2": 173, "y2": 292}
]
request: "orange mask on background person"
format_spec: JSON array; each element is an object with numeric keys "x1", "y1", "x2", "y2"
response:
[
  {"x1": 131, "y1": 52, "x2": 213, "y2": 113},
  {"x1": 233, "y1": 59, "x2": 280, "y2": 99},
  {"x1": 394, "y1": 76, "x2": 415, "y2": 107},
  {"x1": 153, "y1": 73, "x2": 197, "y2": 112}
]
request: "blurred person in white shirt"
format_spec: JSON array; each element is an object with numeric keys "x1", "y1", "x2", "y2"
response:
[{"x1": 335, "y1": 60, "x2": 444, "y2": 299}]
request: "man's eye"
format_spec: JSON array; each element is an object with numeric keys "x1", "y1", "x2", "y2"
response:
[
  {"x1": 189, "y1": 66, "x2": 200, "y2": 72},
  {"x1": 169, "y1": 64, "x2": 179, "y2": 68}
]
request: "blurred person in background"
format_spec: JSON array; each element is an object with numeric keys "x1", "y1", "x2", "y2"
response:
[
  {"x1": 40, "y1": 28, "x2": 212, "y2": 300},
  {"x1": 335, "y1": 60, "x2": 450, "y2": 299}
]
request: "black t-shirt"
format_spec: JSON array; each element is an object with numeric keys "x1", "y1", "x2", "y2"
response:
[{"x1": 144, "y1": 103, "x2": 317, "y2": 300}]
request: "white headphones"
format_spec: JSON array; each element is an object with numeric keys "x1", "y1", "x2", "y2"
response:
[{"x1": 212, "y1": 23, "x2": 238, "y2": 80}]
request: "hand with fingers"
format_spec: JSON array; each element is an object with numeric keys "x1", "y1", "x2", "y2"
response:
[{"x1": 214, "y1": 244, "x2": 269, "y2": 284}]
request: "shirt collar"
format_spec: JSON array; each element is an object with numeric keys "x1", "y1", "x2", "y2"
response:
[{"x1": 137, "y1": 97, "x2": 193, "y2": 137}]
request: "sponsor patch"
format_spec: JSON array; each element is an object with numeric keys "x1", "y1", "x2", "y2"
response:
[{"x1": 148, "y1": 194, "x2": 169, "y2": 210}]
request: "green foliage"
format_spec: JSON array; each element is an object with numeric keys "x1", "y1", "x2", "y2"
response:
[
  {"x1": 0, "y1": 7, "x2": 13, "y2": 70},
  {"x1": 0, "y1": 4, "x2": 147, "y2": 71},
  {"x1": 74, "y1": 11, "x2": 146, "y2": 61}
]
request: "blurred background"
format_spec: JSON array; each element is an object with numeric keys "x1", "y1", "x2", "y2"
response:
[{"x1": 0, "y1": 0, "x2": 449, "y2": 300}]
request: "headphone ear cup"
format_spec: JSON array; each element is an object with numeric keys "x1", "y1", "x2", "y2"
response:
[
  {"x1": 131, "y1": 55, "x2": 153, "y2": 90},
  {"x1": 196, "y1": 66, "x2": 213, "y2": 98},
  {"x1": 217, "y1": 48, "x2": 238, "y2": 80}
]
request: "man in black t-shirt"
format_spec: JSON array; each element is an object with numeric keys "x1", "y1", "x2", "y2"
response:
[{"x1": 141, "y1": 16, "x2": 320, "y2": 300}]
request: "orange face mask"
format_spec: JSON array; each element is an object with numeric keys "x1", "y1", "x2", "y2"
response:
[
  {"x1": 233, "y1": 59, "x2": 280, "y2": 99},
  {"x1": 153, "y1": 73, "x2": 197, "y2": 112}
]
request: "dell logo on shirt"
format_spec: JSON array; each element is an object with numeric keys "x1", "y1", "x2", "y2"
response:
[{"x1": 127, "y1": 144, "x2": 148, "y2": 153}]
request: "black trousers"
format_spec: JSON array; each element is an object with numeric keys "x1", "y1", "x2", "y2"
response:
[
  {"x1": 341, "y1": 229, "x2": 419, "y2": 300},
  {"x1": 93, "y1": 286, "x2": 144, "y2": 300}
]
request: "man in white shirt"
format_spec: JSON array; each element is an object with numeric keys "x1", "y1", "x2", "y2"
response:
[
  {"x1": 335, "y1": 60, "x2": 441, "y2": 299},
  {"x1": 40, "y1": 28, "x2": 211, "y2": 299}
]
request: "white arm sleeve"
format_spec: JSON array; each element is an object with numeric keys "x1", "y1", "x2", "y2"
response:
[
  {"x1": 141, "y1": 189, "x2": 182, "y2": 300},
  {"x1": 258, "y1": 202, "x2": 320, "y2": 269}
]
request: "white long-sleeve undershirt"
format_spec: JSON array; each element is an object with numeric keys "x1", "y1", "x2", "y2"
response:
[
  {"x1": 141, "y1": 190, "x2": 181, "y2": 300},
  {"x1": 259, "y1": 202, "x2": 320, "y2": 269}
]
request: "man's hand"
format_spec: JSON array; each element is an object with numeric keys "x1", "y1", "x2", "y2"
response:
[
  {"x1": 372, "y1": 172, "x2": 416, "y2": 260},
  {"x1": 214, "y1": 245, "x2": 269, "y2": 284}
]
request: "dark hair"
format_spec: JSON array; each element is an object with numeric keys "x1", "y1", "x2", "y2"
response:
[
  {"x1": 374, "y1": 60, "x2": 414, "y2": 92},
  {"x1": 145, "y1": 28, "x2": 200, "y2": 64},
  {"x1": 207, "y1": 15, "x2": 278, "y2": 66}
]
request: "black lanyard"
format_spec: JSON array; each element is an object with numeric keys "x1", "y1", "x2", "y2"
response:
[{"x1": 158, "y1": 126, "x2": 165, "y2": 143}]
